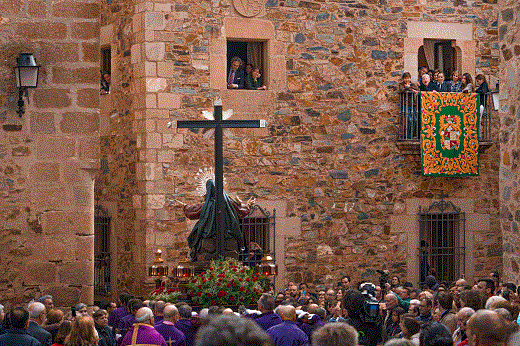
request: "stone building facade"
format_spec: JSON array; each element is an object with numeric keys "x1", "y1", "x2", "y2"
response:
[
  {"x1": 96, "y1": 0, "x2": 511, "y2": 298},
  {"x1": 498, "y1": 0, "x2": 520, "y2": 284},
  {"x1": 0, "y1": 0, "x2": 518, "y2": 306},
  {"x1": 0, "y1": 0, "x2": 100, "y2": 305}
]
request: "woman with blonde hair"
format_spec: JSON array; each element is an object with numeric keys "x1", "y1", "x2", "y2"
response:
[{"x1": 64, "y1": 316, "x2": 98, "y2": 346}]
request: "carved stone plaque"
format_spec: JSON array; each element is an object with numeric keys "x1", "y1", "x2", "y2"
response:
[{"x1": 233, "y1": 0, "x2": 264, "y2": 17}]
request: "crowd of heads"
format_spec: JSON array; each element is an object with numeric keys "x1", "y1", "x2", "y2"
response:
[
  {"x1": 400, "y1": 66, "x2": 489, "y2": 96},
  {"x1": 0, "y1": 271, "x2": 518, "y2": 346}
]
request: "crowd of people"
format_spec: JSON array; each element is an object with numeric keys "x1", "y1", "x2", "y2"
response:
[
  {"x1": 0, "y1": 272, "x2": 518, "y2": 346},
  {"x1": 399, "y1": 67, "x2": 490, "y2": 96},
  {"x1": 398, "y1": 66, "x2": 491, "y2": 139}
]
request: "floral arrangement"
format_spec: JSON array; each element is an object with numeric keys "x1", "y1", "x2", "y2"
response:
[
  {"x1": 149, "y1": 285, "x2": 182, "y2": 303},
  {"x1": 187, "y1": 258, "x2": 267, "y2": 307}
]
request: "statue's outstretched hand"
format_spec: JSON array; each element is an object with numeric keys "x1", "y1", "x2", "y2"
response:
[
  {"x1": 247, "y1": 197, "x2": 256, "y2": 206},
  {"x1": 176, "y1": 200, "x2": 187, "y2": 206}
]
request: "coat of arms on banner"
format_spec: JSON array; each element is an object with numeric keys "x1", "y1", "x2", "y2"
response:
[
  {"x1": 421, "y1": 92, "x2": 480, "y2": 177},
  {"x1": 233, "y1": 0, "x2": 264, "y2": 17}
]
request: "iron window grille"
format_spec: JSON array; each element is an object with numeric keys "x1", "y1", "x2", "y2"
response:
[
  {"x1": 418, "y1": 199, "x2": 466, "y2": 286},
  {"x1": 94, "y1": 205, "x2": 111, "y2": 298}
]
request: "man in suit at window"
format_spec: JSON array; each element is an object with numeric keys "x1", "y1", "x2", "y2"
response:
[{"x1": 227, "y1": 56, "x2": 245, "y2": 89}]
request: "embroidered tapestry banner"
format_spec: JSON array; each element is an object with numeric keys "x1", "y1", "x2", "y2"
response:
[{"x1": 421, "y1": 92, "x2": 479, "y2": 176}]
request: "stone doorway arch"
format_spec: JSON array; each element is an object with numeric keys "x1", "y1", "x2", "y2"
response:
[{"x1": 404, "y1": 21, "x2": 474, "y2": 82}]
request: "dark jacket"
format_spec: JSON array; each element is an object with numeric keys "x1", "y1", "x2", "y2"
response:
[
  {"x1": 476, "y1": 81, "x2": 489, "y2": 109},
  {"x1": 420, "y1": 82, "x2": 436, "y2": 92},
  {"x1": 96, "y1": 324, "x2": 116, "y2": 346},
  {"x1": 27, "y1": 321, "x2": 52, "y2": 346},
  {"x1": 433, "y1": 81, "x2": 451, "y2": 92},
  {"x1": 245, "y1": 75, "x2": 263, "y2": 90},
  {"x1": 345, "y1": 315, "x2": 379, "y2": 346},
  {"x1": 227, "y1": 68, "x2": 245, "y2": 89},
  {"x1": 0, "y1": 327, "x2": 42, "y2": 346}
]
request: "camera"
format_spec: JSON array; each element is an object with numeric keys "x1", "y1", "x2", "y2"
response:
[{"x1": 359, "y1": 282, "x2": 380, "y2": 324}]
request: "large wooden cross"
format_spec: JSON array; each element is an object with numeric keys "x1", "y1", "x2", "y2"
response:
[{"x1": 176, "y1": 100, "x2": 266, "y2": 259}]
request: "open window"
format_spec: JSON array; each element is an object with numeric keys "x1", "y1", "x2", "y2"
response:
[
  {"x1": 101, "y1": 46, "x2": 111, "y2": 74},
  {"x1": 227, "y1": 40, "x2": 266, "y2": 89},
  {"x1": 418, "y1": 39, "x2": 459, "y2": 80}
]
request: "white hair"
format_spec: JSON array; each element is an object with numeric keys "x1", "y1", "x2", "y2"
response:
[
  {"x1": 422, "y1": 74, "x2": 430, "y2": 82},
  {"x1": 198, "y1": 308, "x2": 209, "y2": 319},
  {"x1": 135, "y1": 307, "x2": 154, "y2": 323},
  {"x1": 485, "y1": 295, "x2": 507, "y2": 310},
  {"x1": 28, "y1": 302, "x2": 46, "y2": 318},
  {"x1": 456, "y1": 307, "x2": 475, "y2": 320}
]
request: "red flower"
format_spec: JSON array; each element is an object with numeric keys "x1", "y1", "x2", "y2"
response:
[
  {"x1": 207, "y1": 292, "x2": 212, "y2": 297},
  {"x1": 245, "y1": 289, "x2": 249, "y2": 293},
  {"x1": 211, "y1": 300, "x2": 216, "y2": 305},
  {"x1": 239, "y1": 278, "x2": 243, "y2": 282},
  {"x1": 197, "y1": 292, "x2": 202, "y2": 297},
  {"x1": 216, "y1": 282, "x2": 221, "y2": 286},
  {"x1": 198, "y1": 285, "x2": 202, "y2": 289},
  {"x1": 218, "y1": 278, "x2": 223, "y2": 282},
  {"x1": 239, "y1": 297, "x2": 244, "y2": 301},
  {"x1": 240, "y1": 286, "x2": 245, "y2": 292},
  {"x1": 230, "y1": 296, "x2": 235, "y2": 302},
  {"x1": 209, "y1": 267, "x2": 214, "y2": 271},
  {"x1": 227, "y1": 283, "x2": 231, "y2": 288},
  {"x1": 232, "y1": 282, "x2": 237, "y2": 287},
  {"x1": 246, "y1": 278, "x2": 250, "y2": 282},
  {"x1": 240, "y1": 269, "x2": 245, "y2": 273},
  {"x1": 190, "y1": 292, "x2": 194, "y2": 297}
]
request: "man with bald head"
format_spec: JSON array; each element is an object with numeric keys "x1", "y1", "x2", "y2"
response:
[
  {"x1": 466, "y1": 310, "x2": 512, "y2": 346},
  {"x1": 267, "y1": 305, "x2": 309, "y2": 346},
  {"x1": 121, "y1": 307, "x2": 167, "y2": 346},
  {"x1": 155, "y1": 305, "x2": 186, "y2": 346}
]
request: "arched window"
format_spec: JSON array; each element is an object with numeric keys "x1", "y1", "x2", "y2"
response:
[{"x1": 418, "y1": 39, "x2": 459, "y2": 80}]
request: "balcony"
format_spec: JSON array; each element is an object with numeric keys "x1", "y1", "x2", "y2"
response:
[{"x1": 396, "y1": 91, "x2": 496, "y2": 154}]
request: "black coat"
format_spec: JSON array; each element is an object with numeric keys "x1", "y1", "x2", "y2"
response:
[
  {"x1": 227, "y1": 68, "x2": 245, "y2": 89},
  {"x1": 27, "y1": 321, "x2": 51, "y2": 346},
  {"x1": 0, "y1": 328, "x2": 41, "y2": 346},
  {"x1": 345, "y1": 315, "x2": 380, "y2": 346}
]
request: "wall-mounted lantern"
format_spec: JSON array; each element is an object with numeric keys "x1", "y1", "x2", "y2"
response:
[{"x1": 14, "y1": 53, "x2": 40, "y2": 117}]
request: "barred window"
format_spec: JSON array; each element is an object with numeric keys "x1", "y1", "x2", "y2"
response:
[{"x1": 418, "y1": 200, "x2": 465, "y2": 285}]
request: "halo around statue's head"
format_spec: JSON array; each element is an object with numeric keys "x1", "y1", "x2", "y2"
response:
[{"x1": 195, "y1": 167, "x2": 227, "y2": 196}]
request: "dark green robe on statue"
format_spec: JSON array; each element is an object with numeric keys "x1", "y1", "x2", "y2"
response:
[{"x1": 187, "y1": 180, "x2": 246, "y2": 261}]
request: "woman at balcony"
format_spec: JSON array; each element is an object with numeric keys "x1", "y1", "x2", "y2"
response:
[
  {"x1": 461, "y1": 73, "x2": 474, "y2": 93},
  {"x1": 399, "y1": 72, "x2": 419, "y2": 139},
  {"x1": 450, "y1": 71, "x2": 463, "y2": 92},
  {"x1": 475, "y1": 74, "x2": 489, "y2": 108},
  {"x1": 419, "y1": 74, "x2": 436, "y2": 92}
]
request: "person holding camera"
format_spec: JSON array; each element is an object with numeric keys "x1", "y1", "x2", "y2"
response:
[{"x1": 343, "y1": 290, "x2": 380, "y2": 346}]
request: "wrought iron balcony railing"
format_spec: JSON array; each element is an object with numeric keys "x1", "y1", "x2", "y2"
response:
[{"x1": 396, "y1": 91, "x2": 496, "y2": 153}]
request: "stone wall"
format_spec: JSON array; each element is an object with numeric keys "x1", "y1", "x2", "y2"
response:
[
  {"x1": 498, "y1": 0, "x2": 520, "y2": 284},
  {"x1": 0, "y1": 0, "x2": 99, "y2": 305},
  {"x1": 101, "y1": 0, "x2": 504, "y2": 296},
  {"x1": 96, "y1": 0, "x2": 140, "y2": 297}
]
